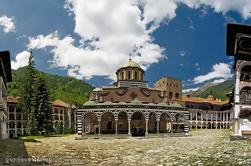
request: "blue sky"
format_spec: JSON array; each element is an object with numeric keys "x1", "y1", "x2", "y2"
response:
[{"x1": 0, "y1": 0, "x2": 251, "y2": 91}]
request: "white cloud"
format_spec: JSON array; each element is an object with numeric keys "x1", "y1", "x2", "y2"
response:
[
  {"x1": 193, "y1": 63, "x2": 233, "y2": 84},
  {"x1": 28, "y1": 0, "x2": 166, "y2": 80},
  {"x1": 0, "y1": 15, "x2": 15, "y2": 33},
  {"x1": 11, "y1": 51, "x2": 30, "y2": 70},
  {"x1": 27, "y1": 0, "x2": 251, "y2": 80},
  {"x1": 212, "y1": 79, "x2": 226, "y2": 84},
  {"x1": 183, "y1": 87, "x2": 199, "y2": 93}
]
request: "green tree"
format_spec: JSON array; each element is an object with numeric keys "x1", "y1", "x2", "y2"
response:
[
  {"x1": 19, "y1": 51, "x2": 38, "y2": 135},
  {"x1": 33, "y1": 74, "x2": 53, "y2": 134}
]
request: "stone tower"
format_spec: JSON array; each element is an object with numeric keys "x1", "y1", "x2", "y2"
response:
[{"x1": 226, "y1": 24, "x2": 251, "y2": 136}]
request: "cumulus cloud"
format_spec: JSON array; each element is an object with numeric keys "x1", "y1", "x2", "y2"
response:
[
  {"x1": 28, "y1": 0, "x2": 166, "y2": 80},
  {"x1": 193, "y1": 63, "x2": 233, "y2": 84},
  {"x1": 27, "y1": 0, "x2": 251, "y2": 80},
  {"x1": 0, "y1": 15, "x2": 15, "y2": 33},
  {"x1": 11, "y1": 51, "x2": 30, "y2": 70}
]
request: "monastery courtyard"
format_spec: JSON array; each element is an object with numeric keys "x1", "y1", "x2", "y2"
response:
[{"x1": 0, "y1": 130, "x2": 250, "y2": 166}]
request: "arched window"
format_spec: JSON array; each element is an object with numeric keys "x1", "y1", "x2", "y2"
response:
[
  {"x1": 54, "y1": 115, "x2": 59, "y2": 120},
  {"x1": 9, "y1": 105, "x2": 14, "y2": 112},
  {"x1": 175, "y1": 93, "x2": 179, "y2": 99},
  {"x1": 240, "y1": 65, "x2": 251, "y2": 82},
  {"x1": 127, "y1": 70, "x2": 131, "y2": 80},
  {"x1": 9, "y1": 121, "x2": 15, "y2": 128},
  {"x1": 16, "y1": 108, "x2": 21, "y2": 112},
  {"x1": 54, "y1": 108, "x2": 58, "y2": 114},
  {"x1": 134, "y1": 71, "x2": 138, "y2": 80},
  {"x1": 9, "y1": 114, "x2": 15, "y2": 120},
  {"x1": 121, "y1": 72, "x2": 124, "y2": 80},
  {"x1": 240, "y1": 87, "x2": 251, "y2": 104},
  {"x1": 169, "y1": 92, "x2": 173, "y2": 99}
]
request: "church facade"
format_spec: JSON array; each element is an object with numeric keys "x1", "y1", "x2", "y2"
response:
[{"x1": 77, "y1": 59, "x2": 190, "y2": 136}]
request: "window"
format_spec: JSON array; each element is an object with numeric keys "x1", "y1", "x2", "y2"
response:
[
  {"x1": 54, "y1": 115, "x2": 59, "y2": 120},
  {"x1": 9, "y1": 121, "x2": 15, "y2": 128},
  {"x1": 134, "y1": 71, "x2": 138, "y2": 80},
  {"x1": 9, "y1": 114, "x2": 15, "y2": 120},
  {"x1": 169, "y1": 92, "x2": 173, "y2": 99},
  {"x1": 17, "y1": 114, "x2": 22, "y2": 120},
  {"x1": 127, "y1": 70, "x2": 131, "y2": 80},
  {"x1": 121, "y1": 72, "x2": 124, "y2": 80},
  {"x1": 54, "y1": 108, "x2": 58, "y2": 114},
  {"x1": 9, "y1": 105, "x2": 14, "y2": 112},
  {"x1": 16, "y1": 108, "x2": 21, "y2": 112},
  {"x1": 175, "y1": 93, "x2": 179, "y2": 99}
]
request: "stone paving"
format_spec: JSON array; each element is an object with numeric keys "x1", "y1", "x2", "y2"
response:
[{"x1": 0, "y1": 129, "x2": 251, "y2": 165}]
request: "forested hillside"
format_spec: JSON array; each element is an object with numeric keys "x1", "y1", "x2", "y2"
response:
[{"x1": 7, "y1": 67, "x2": 93, "y2": 106}]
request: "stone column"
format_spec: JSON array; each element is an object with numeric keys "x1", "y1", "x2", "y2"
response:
[
  {"x1": 98, "y1": 119, "x2": 101, "y2": 135},
  {"x1": 157, "y1": 119, "x2": 160, "y2": 134},
  {"x1": 128, "y1": 120, "x2": 131, "y2": 135},
  {"x1": 184, "y1": 114, "x2": 190, "y2": 135},
  {"x1": 235, "y1": 72, "x2": 240, "y2": 103},
  {"x1": 145, "y1": 119, "x2": 148, "y2": 135},
  {"x1": 233, "y1": 119, "x2": 240, "y2": 135},
  {"x1": 195, "y1": 112, "x2": 197, "y2": 121},
  {"x1": 115, "y1": 119, "x2": 118, "y2": 135}
]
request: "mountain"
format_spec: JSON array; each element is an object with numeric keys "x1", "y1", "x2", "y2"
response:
[
  {"x1": 7, "y1": 67, "x2": 93, "y2": 106},
  {"x1": 184, "y1": 82, "x2": 216, "y2": 96},
  {"x1": 196, "y1": 80, "x2": 234, "y2": 100}
]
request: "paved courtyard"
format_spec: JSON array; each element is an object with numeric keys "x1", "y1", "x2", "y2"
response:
[{"x1": 0, "y1": 130, "x2": 251, "y2": 165}]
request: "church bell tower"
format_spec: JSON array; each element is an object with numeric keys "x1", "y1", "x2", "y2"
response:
[{"x1": 226, "y1": 23, "x2": 251, "y2": 136}]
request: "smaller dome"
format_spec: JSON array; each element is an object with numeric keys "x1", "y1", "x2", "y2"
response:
[{"x1": 123, "y1": 58, "x2": 141, "y2": 68}]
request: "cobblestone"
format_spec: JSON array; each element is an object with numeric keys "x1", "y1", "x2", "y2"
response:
[{"x1": 1, "y1": 130, "x2": 251, "y2": 165}]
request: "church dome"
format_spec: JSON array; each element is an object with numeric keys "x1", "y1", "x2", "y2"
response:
[
  {"x1": 123, "y1": 58, "x2": 141, "y2": 69},
  {"x1": 115, "y1": 58, "x2": 146, "y2": 86}
]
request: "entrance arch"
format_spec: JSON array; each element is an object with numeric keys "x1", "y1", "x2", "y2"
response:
[
  {"x1": 148, "y1": 112, "x2": 157, "y2": 133},
  {"x1": 101, "y1": 112, "x2": 115, "y2": 134},
  {"x1": 118, "y1": 111, "x2": 128, "y2": 134},
  {"x1": 239, "y1": 109, "x2": 251, "y2": 121},
  {"x1": 159, "y1": 112, "x2": 171, "y2": 133},
  {"x1": 131, "y1": 111, "x2": 145, "y2": 134},
  {"x1": 83, "y1": 112, "x2": 98, "y2": 134}
]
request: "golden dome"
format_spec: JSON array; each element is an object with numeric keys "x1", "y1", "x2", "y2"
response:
[{"x1": 123, "y1": 58, "x2": 141, "y2": 68}]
